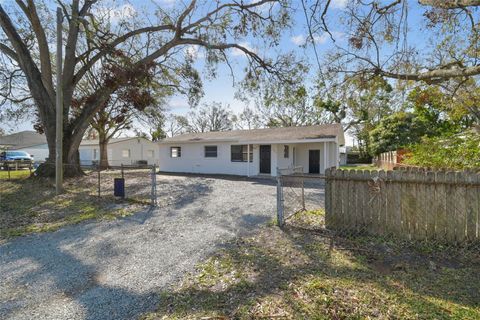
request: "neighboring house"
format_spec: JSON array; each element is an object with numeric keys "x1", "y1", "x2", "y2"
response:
[
  {"x1": 79, "y1": 137, "x2": 159, "y2": 166},
  {"x1": 339, "y1": 146, "x2": 358, "y2": 165},
  {"x1": 0, "y1": 131, "x2": 49, "y2": 163},
  {"x1": 0, "y1": 131, "x2": 159, "y2": 166},
  {"x1": 158, "y1": 124, "x2": 345, "y2": 177}
]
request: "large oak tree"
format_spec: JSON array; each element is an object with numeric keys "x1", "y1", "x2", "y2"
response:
[{"x1": 0, "y1": 0, "x2": 293, "y2": 176}]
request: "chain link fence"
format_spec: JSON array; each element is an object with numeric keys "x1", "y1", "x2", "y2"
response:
[
  {"x1": 276, "y1": 166, "x2": 326, "y2": 228},
  {"x1": 92, "y1": 164, "x2": 157, "y2": 206},
  {"x1": 1, "y1": 161, "x2": 157, "y2": 206}
]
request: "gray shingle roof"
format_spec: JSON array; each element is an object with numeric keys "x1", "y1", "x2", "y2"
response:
[
  {"x1": 80, "y1": 136, "x2": 152, "y2": 146},
  {"x1": 0, "y1": 131, "x2": 47, "y2": 149},
  {"x1": 161, "y1": 123, "x2": 345, "y2": 145}
]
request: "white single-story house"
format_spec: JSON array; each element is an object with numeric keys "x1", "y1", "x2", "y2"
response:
[
  {"x1": 79, "y1": 137, "x2": 160, "y2": 166},
  {"x1": 158, "y1": 124, "x2": 345, "y2": 177},
  {"x1": 0, "y1": 131, "x2": 49, "y2": 162}
]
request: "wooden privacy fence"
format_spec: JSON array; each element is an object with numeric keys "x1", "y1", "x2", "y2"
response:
[{"x1": 325, "y1": 168, "x2": 480, "y2": 243}]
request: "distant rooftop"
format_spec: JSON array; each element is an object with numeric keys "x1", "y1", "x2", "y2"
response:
[
  {"x1": 161, "y1": 124, "x2": 345, "y2": 145},
  {"x1": 80, "y1": 136, "x2": 152, "y2": 146},
  {"x1": 0, "y1": 131, "x2": 153, "y2": 149},
  {"x1": 0, "y1": 131, "x2": 47, "y2": 149}
]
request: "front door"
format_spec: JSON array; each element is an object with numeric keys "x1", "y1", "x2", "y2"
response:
[
  {"x1": 259, "y1": 145, "x2": 271, "y2": 174},
  {"x1": 309, "y1": 150, "x2": 320, "y2": 174}
]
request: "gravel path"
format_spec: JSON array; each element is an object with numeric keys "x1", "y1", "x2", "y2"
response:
[{"x1": 0, "y1": 174, "x2": 324, "y2": 320}]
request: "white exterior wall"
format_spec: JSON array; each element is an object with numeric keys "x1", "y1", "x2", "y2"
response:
[
  {"x1": 79, "y1": 138, "x2": 159, "y2": 166},
  {"x1": 158, "y1": 140, "x2": 338, "y2": 176},
  {"x1": 329, "y1": 142, "x2": 338, "y2": 168},
  {"x1": 159, "y1": 142, "x2": 260, "y2": 176},
  {"x1": 293, "y1": 142, "x2": 337, "y2": 174},
  {"x1": 16, "y1": 144, "x2": 49, "y2": 163},
  {"x1": 275, "y1": 144, "x2": 295, "y2": 172}
]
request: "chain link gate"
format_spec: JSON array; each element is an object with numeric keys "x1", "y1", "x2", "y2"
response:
[
  {"x1": 276, "y1": 166, "x2": 326, "y2": 227},
  {"x1": 94, "y1": 164, "x2": 157, "y2": 206}
]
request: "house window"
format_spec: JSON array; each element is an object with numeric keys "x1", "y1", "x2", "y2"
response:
[
  {"x1": 231, "y1": 145, "x2": 253, "y2": 162},
  {"x1": 170, "y1": 147, "x2": 181, "y2": 158},
  {"x1": 122, "y1": 149, "x2": 130, "y2": 158},
  {"x1": 204, "y1": 146, "x2": 217, "y2": 158},
  {"x1": 284, "y1": 145, "x2": 289, "y2": 158},
  {"x1": 108, "y1": 148, "x2": 113, "y2": 160},
  {"x1": 147, "y1": 149, "x2": 154, "y2": 158},
  {"x1": 93, "y1": 149, "x2": 98, "y2": 160}
]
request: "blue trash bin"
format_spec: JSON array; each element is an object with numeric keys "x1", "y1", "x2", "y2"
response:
[{"x1": 114, "y1": 178, "x2": 125, "y2": 198}]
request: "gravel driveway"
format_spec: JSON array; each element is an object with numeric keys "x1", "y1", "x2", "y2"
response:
[{"x1": 0, "y1": 174, "x2": 324, "y2": 320}]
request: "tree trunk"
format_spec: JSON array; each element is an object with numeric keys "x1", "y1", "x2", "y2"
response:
[
  {"x1": 98, "y1": 132, "x2": 110, "y2": 170},
  {"x1": 35, "y1": 126, "x2": 84, "y2": 178}
]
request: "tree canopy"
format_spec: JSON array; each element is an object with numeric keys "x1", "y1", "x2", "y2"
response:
[{"x1": 0, "y1": 0, "x2": 295, "y2": 176}]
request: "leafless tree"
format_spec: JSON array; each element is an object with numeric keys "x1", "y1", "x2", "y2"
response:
[{"x1": 301, "y1": 0, "x2": 480, "y2": 82}]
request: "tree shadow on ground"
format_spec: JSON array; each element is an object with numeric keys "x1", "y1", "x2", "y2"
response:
[
  {"x1": 0, "y1": 221, "x2": 160, "y2": 320},
  {"x1": 0, "y1": 175, "x2": 151, "y2": 239},
  {"x1": 146, "y1": 225, "x2": 480, "y2": 319}
]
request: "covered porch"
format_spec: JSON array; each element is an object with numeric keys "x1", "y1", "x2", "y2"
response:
[{"x1": 243, "y1": 139, "x2": 340, "y2": 177}]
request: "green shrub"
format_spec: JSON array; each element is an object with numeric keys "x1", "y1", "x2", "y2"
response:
[{"x1": 404, "y1": 132, "x2": 480, "y2": 170}]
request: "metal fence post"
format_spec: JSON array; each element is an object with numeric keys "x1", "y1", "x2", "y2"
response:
[
  {"x1": 276, "y1": 169, "x2": 284, "y2": 227},
  {"x1": 150, "y1": 164, "x2": 157, "y2": 207},
  {"x1": 97, "y1": 165, "x2": 101, "y2": 197},
  {"x1": 301, "y1": 175, "x2": 305, "y2": 211}
]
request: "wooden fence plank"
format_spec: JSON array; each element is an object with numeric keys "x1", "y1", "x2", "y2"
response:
[
  {"x1": 445, "y1": 172, "x2": 456, "y2": 243},
  {"x1": 425, "y1": 171, "x2": 436, "y2": 239},
  {"x1": 363, "y1": 170, "x2": 372, "y2": 233},
  {"x1": 369, "y1": 170, "x2": 380, "y2": 235},
  {"x1": 346, "y1": 170, "x2": 357, "y2": 232},
  {"x1": 454, "y1": 172, "x2": 467, "y2": 242},
  {"x1": 403, "y1": 171, "x2": 414, "y2": 240},
  {"x1": 466, "y1": 172, "x2": 478, "y2": 241},
  {"x1": 378, "y1": 170, "x2": 387, "y2": 235},
  {"x1": 350, "y1": 170, "x2": 358, "y2": 233},
  {"x1": 325, "y1": 168, "x2": 332, "y2": 228},
  {"x1": 399, "y1": 170, "x2": 408, "y2": 239},
  {"x1": 324, "y1": 168, "x2": 479, "y2": 244},
  {"x1": 359, "y1": 170, "x2": 367, "y2": 229},
  {"x1": 336, "y1": 170, "x2": 345, "y2": 231},
  {"x1": 409, "y1": 171, "x2": 421, "y2": 240},
  {"x1": 390, "y1": 171, "x2": 402, "y2": 235},
  {"x1": 434, "y1": 171, "x2": 447, "y2": 241}
]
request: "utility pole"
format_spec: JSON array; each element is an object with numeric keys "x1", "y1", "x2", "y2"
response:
[{"x1": 55, "y1": 7, "x2": 63, "y2": 195}]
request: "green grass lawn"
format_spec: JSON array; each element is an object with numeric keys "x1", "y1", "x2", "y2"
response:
[
  {"x1": 340, "y1": 163, "x2": 377, "y2": 171},
  {"x1": 143, "y1": 211, "x2": 480, "y2": 320},
  {"x1": 0, "y1": 169, "x2": 32, "y2": 180},
  {"x1": 0, "y1": 172, "x2": 146, "y2": 241}
]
